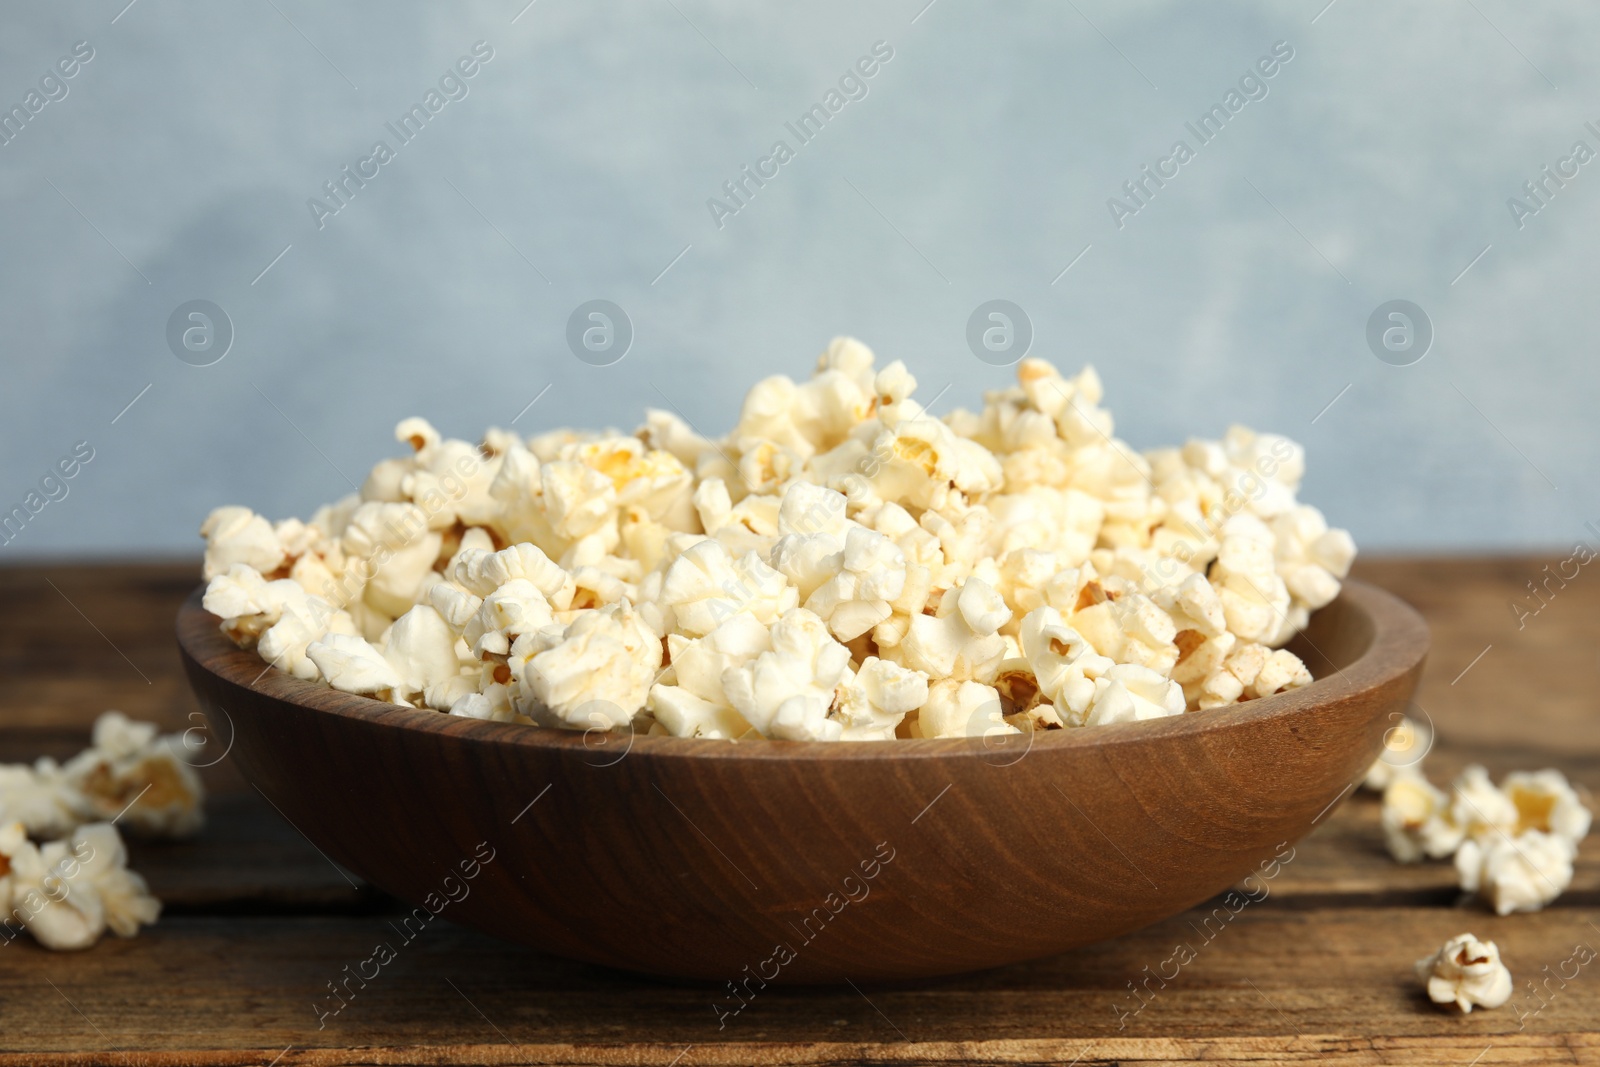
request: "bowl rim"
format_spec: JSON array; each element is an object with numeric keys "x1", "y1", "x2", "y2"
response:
[{"x1": 177, "y1": 577, "x2": 1428, "y2": 764}]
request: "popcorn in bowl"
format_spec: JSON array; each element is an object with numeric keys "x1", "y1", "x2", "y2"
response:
[{"x1": 201, "y1": 338, "x2": 1355, "y2": 741}]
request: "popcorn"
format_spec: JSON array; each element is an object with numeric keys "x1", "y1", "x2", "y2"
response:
[
  {"x1": 1362, "y1": 715, "x2": 1432, "y2": 791},
  {"x1": 1455, "y1": 830, "x2": 1574, "y2": 915},
  {"x1": 722, "y1": 609, "x2": 850, "y2": 741},
  {"x1": 1502, "y1": 769, "x2": 1592, "y2": 850},
  {"x1": 382, "y1": 605, "x2": 465, "y2": 703},
  {"x1": 660, "y1": 539, "x2": 795, "y2": 638},
  {"x1": 1018, "y1": 606, "x2": 1113, "y2": 724},
  {"x1": 306, "y1": 633, "x2": 403, "y2": 695},
  {"x1": 202, "y1": 340, "x2": 1355, "y2": 741},
  {"x1": 1084, "y1": 663, "x2": 1185, "y2": 726},
  {"x1": 0, "y1": 762, "x2": 83, "y2": 839},
  {"x1": 831, "y1": 657, "x2": 928, "y2": 741},
  {"x1": 524, "y1": 602, "x2": 662, "y2": 730},
  {"x1": 61, "y1": 712, "x2": 206, "y2": 838},
  {"x1": 1449, "y1": 765, "x2": 1519, "y2": 843},
  {"x1": 916, "y1": 679, "x2": 1016, "y2": 739},
  {"x1": 1381, "y1": 775, "x2": 1463, "y2": 863},
  {"x1": 897, "y1": 578, "x2": 1011, "y2": 685},
  {"x1": 1415, "y1": 933, "x2": 1513, "y2": 1013},
  {"x1": 200, "y1": 506, "x2": 285, "y2": 581},
  {"x1": 648, "y1": 614, "x2": 769, "y2": 739}
]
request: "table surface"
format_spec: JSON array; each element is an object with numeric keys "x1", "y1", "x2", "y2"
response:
[{"x1": 1, "y1": 557, "x2": 1596, "y2": 1066}]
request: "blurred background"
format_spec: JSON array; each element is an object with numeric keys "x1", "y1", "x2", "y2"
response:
[{"x1": 0, "y1": 0, "x2": 1592, "y2": 558}]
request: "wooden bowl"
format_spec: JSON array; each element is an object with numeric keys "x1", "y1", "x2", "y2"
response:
[{"x1": 176, "y1": 579, "x2": 1427, "y2": 983}]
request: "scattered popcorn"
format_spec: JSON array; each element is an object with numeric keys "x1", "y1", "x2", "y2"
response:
[
  {"x1": 0, "y1": 713, "x2": 205, "y2": 842},
  {"x1": 1455, "y1": 830, "x2": 1575, "y2": 916},
  {"x1": 1415, "y1": 933, "x2": 1513, "y2": 1013},
  {"x1": 0, "y1": 762, "x2": 83, "y2": 840},
  {"x1": 61, "y1": 712, "x2": 205, "y2": 838},
  {"x1": 201, "y1": 338, "x2": 1352, "y2": 740},
  {"x1": 0, "y1": 821, "x2": 160, "y2": 951},
  {"x1": 1502, "y1": 769, "x2": 1593, "y2": 850},
  {"x1": 1370, "y1": 741, "x2": 1590, "y2": 915},
  {"x1": 1362, "y1": 714, "x2": 1432, "y2": 791},
  {"x1": 0, "y1": 711, "x2": 182, "y2": 951},
  {"x1": 1449, "y1": 765, "x2": 1520, "y2": 843},
  {"x1": 1382, "y1": 775, "x2": 1463, "y2": 863}
]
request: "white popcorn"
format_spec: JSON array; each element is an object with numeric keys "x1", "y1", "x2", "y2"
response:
[
  {"x1": 201, "y1": 338, "x2": 1354, "y2": 740},
  {"x1": 1415, "y1": 934, "x2": 1513, "y2": 1013},
  {"x1": 1381, "y1": 775, "x2": 1463, "y2": 863},
  {"x1": 464, "y1": 579, "x2": 560, "y2": 657},
  {"x1": 0, "y1": 762, "x2": 84, "y2": 840},
  {"x1": 1502, "y1": 769, "x2": 1592, "y2": 850},
  {"x1": 1449, "y1": 765, "x2": 1519, "y2": 843},
  {"x1": 831, "y1": 657, "x2": 928, "y2": 741},
  {"x1": 61, "y1": 712, "x2": 205, "y2": 839},
  {"x1": 898, "y1": 578, "x2": 1011, "y2": 684},
  {"x1": 340, "y1": 501, "x2": 442, "y2": 617},
  {"x1": 660, "y1": 538, "x2": 794, "y2": 638},
  {"x1": 916, "y1": 679, "x2": 1016, "y2": 739},
  {"x1": 200, "y1": 506, "x2": 285, "y2": 580},
  {"x1": 381, "y1": 605, "x2": 464, "y2": 702},
  {"x1": 1017, "y1": 606, "x2": 1113, "y2": 724},
  {"x1": 525, "y1": 602, "x2": 662, "y2": 729},
  {"x1": 1272, "y1": 505, "x2": 1356, "y2": 613},
  {"x1": 0, "y1": 821, "x2": 160, "y2": 951},
  {"x1": 648, "y1": 614, "x2": 768, "y2": 739},
  {"x1": 1208, "y1": 518, "x2": 1293, "y2": 646},
  {"x1": 1455, "y1": 830, "x2": 1574, "y2": 915},
  {"x1": 449, "y1": 690, "x2": 521, "y2": 723},
  {"x1": 722, "y1": 609, "x2": 850, "y2": 741},
  {"x1": 307, "y1": 633, "x2": 403, "y2": 695},
  {"x1": 1084, "y1": 663, "x2": 1185, "y2": 726},
  {"x1": 1070, "y1": 589, "x2": 1179, "y2": 674},
  {"x1": 1362, "y1": 715, "x2": 1432, "y2": 791}
]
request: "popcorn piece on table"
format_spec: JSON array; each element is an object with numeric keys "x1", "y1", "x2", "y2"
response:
[
  {"x1": 1362, "y1": 714, "x2": 1432, "y2": 792},
  {"x1": 0, "y1": 820, "x2": 159, "y2": 951},
  {"x1": 0, "y1": 761, "x2": 85, "y2": 840},
  {"x1": 1502, "y1": 768, "x2": 1592, "y2": 850},
  {"x1": 1381, "y1": 775, "x2": 1463, "y2": 863},
  {"x1": 1415, "y1": 933, "x2": 1513, "y2": 1013},
  {"x1": 1449, "y1": 765, "x2": 1519, "y2": 843},
  {"x1": 1455, "y1": 830, "x2": 1575, "y2": 915},
  {"x1": 62, "y1": 711, "x2": 205, "y2": 839}
]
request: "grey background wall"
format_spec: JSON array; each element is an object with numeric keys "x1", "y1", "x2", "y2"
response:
[{"x1": 0, "y1": 0, "x2": 1593, "y2": 559}]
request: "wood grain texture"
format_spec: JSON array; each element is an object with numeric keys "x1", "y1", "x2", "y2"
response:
[
  {"x1": 2, "y1": 907, "x2": 1596, "y2": 1065},
  {"x1": 1, "y1": 558, "x2": 1595, "y2": 1063},
  {"x1": 174, "y1": 579, "x2": 1427, "y2": 983}
]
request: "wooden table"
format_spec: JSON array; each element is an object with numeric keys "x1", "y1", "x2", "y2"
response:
[{"x1": 2, "y1": 558, "x2": 1596, "y2": 1065}]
